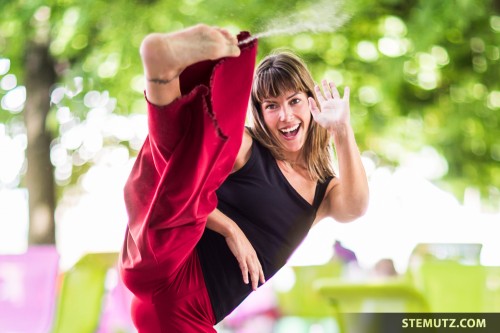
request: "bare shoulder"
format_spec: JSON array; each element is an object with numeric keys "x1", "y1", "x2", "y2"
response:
[{"x1": 231, "y1": 128, "x2": 253, "y2": 173}]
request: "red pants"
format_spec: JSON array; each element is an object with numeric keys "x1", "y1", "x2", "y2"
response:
[{"x1": 119, "y1": 34, "x2": 257, "y2": 332}]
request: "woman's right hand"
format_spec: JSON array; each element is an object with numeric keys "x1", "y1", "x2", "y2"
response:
[
  {"x1": 225, "y1": 224, "x2": 266, "y2": 291},
  {"x1": 206, "y1": 209, "x2": 265, "y2": 290}
]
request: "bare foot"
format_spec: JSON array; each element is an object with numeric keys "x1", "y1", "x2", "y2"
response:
[{"x1": 140, "y1": 24, "x2": 240, "y2": 83}]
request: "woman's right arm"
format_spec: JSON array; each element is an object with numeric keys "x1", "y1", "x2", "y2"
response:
[
  {"x1": 206, "y1": 128, "x2": 264, "y2": 290},
  {"x1": 206, "y1": 209, "x2": 265, "y2": 291}
]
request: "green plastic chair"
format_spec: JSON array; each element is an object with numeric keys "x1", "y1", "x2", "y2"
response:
[
  {"x1": 484, "y1": 266, "x2": 500, "y2": 312},
  {"x1": 51, "y1": 252, "x2": 118, "y2": 333},
  {"x1": 410, "y1": 260, "x2": 487, "y2": 312},
  {"x1": 315, "y1": 260, "x2": 496, "y2": 333},
  {"x1": 274, "y1": 261, "x2": 343, "y2": 333}
]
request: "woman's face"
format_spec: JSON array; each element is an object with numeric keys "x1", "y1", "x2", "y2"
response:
[{"x1": 261, "y1": 90, "x2": 312, "y2": 155}]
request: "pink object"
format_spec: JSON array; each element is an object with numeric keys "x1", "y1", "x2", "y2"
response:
[
  {"x1": 0, "y1": 246, "x2": 59, "y2": 333},
  {"x1": 96, "y1": 268, "x2": 136, "y2": 333}
]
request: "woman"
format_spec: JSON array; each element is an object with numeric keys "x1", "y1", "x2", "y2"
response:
[{"x1": 119, "y1": 24, "x2": 369, "y2": 333}]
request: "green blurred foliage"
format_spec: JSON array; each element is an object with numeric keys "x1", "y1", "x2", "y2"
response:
[{"x1": 0, "y1": 0, "x2": 499, "y2": 208}]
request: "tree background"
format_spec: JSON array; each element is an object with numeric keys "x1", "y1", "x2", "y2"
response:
[{"x1": 0, "y1": 0, "x2": 499, "y2": 246}]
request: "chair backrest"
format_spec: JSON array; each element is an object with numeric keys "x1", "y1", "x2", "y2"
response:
[
  {"x1": 411, "y1": 260, "x2": 486, "y2": 312},
  {"x1": 51, "y1": 252, "x2": 118, "y2": 333},
  {"x1": 275, "y1": 261, "x2": 342, "y2": 318},
  {"x1": 0, "y1": 246, "x2": 60, "y2": 333},
  {"x1": 484, "y1": 266, "x2": 500, "y2": 312}
]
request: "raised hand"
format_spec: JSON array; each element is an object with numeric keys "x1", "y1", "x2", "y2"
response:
[{"x1": 308, "y1": 79, "x2": 351, "y2": 135}]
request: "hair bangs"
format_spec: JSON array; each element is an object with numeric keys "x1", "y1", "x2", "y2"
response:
[{"x1": 253, "y1": 65, "x2": 308, "y2": 106}]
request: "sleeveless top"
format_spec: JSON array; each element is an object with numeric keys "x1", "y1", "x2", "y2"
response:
[{"x1": 196, "y1": 138, "x2": 332, "y2": 323}]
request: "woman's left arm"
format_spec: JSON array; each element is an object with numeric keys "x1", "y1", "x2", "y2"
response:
[{"x1": 309, "y1": 80, "x2": 369, "y2": 223}]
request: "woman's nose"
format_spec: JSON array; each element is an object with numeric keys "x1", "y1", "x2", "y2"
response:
[{"x1": 279, "y1": 105, "x2": 294, "y2": 121}]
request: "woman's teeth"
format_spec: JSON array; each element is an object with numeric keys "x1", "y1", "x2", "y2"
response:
[{"x1": 279, "y1": 124, "x2": 300, "y2": 138}]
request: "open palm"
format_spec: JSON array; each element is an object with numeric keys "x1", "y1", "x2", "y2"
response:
[{"x1": 309, "y1": 80, "x2": 350, "y2": 134}]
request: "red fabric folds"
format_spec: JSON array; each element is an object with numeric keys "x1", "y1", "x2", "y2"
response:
[{"x1": 118, "y1": 32, "x2": 257, "y2": 332}]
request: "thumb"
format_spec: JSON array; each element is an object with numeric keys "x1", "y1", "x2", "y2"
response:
[{"x1": 309, "y1": 97, "x2": 320, "y2": 119}]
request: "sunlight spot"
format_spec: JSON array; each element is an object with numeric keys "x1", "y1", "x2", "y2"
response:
[
  {"x1": 0, "y1": 58, "x2": 10, "y2": 75},
  {"x1": 84, "y1": 90, "x2": 108, "y2": 108},
  {"x1": 417, "y1": 71, "x2": 438, "y2": 90},
  {"x1": 323, "y1": 69, "x2": 344, "y2": 86},
  {"x1": 0, "y1": 135, "x2": 25, "y2": 184},
  {"x1": 472, "y1": 83, "x2": 487, "y2": 100},
  {"x1": 486, "y1": 45, "x2": 500, "y2": 61},
  {"x1": 55, "y1": 160, "x2": 73, "y2": 185},
  {"x1": 71, "y1": 34, "x2": 88, "y2": 50},
  {"x1": 98, "y1": 54, "x2": 120, "y2": 78},
  {"x1": 431, "y1": 46, "x2": 449, "y2": 67},
  {"x1": 403, "y1": 60, "x2": 418, "y2": 75},
  {"x1": 63, "y1": 7, "x2": 80, "y2": 25},
  {"x1": 418, "y1": 52, "x2": 437, "y2": 70},
  {"x1": 358, "y1": 86, "x2": 381, "y2": 106},
  {"x1": 34, "y1": 6, "x2": 51, "y2": 22},
  {"x1": 66, "y1": 77, "x2": 84, "y2": 98},
  {"x1": 381, "y1": 16, "x2": 407, "y2": 37},
  {"x1": 83, "y1": 129, "x2": 103, "y2": 154},
  {"x1": 130, "y1": 75, "x2": 145, "y2": 94},
  {"x1": 470, "y1": 37, "x2": 485, "y2": 53},
  {"x1": 473, "y1": 55, "x2": 487, "y2": 73},
  {"x1": 378, "y1": 37, "x2": 407, "y2": 57},
  {"x1": 50, "y1": 143, "x2": 68, "y2": 167},
  {"x1": 51, "y1": 86, "x2": 66, "y2": 105},
  {"x1": 490, "y1": 16, "x2": 500, "y2": 32},
  {"x1": 292, "y1": 34, "x2": 314, "y2": 51},
  {"x1": 1, "y1": 74, "x2": 17, "y2": 91},
  {"x1": 487, "y1": 90, "x2": 500, "y2": 109},
  {"x1": 61, "y1": 125, "x2": 84, "y2": 150},
  {"x1": 56, "y1": 106, "x2": 72, "y2": 124},
  {"x1": 1, "y1": 86, "x2": 26, "y2": 113},
  {"x1": 357, "y1": 41, "x2": 379, "y2": 62},
  {"x1": 0, "y1": 189, "x2": 28, "y2": 253},
  {"x1": 491, "y1": 144, "x2": 500, "y2": 161},
  {"x1": 105, "y1": 115, "x2": 134, "y2": 141}
]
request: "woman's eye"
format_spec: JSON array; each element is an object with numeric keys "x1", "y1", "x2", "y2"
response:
[
  {"x1": 265, "y1": 104, "x2": 277, "y2": 110},
  {"x1": 290, "y1": 98, "x2": 301, "y2": 105}
]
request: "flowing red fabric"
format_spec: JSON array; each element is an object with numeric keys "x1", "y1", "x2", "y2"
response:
[{"x1": 119, "y1": 33, "x2": 257, "y2": 332}]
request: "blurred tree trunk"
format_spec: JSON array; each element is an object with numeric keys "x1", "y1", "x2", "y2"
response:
[{"x1": 24, "y1": 40, "x2": 57, "y2": 245}]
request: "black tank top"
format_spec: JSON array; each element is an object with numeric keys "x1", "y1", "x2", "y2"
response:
[{"x1": 196, "y1": 138, "x2": 332, "y2": 323}]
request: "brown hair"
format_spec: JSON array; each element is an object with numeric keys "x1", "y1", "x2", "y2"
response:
[{"x1": 249, "y1": 50, "x2": 335, "y2": 182}]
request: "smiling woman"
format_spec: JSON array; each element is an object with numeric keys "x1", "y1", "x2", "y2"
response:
[{"x1": 250, "y1": 51, "x2": 331, "y2": 181}]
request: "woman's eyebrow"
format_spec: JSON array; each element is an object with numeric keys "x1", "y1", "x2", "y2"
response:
[{"x1": 262, "y1": 92, "x2": 300, "y2": 103}]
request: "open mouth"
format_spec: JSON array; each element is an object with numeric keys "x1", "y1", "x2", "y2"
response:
[{"x1": 279, "y1": 123, "x2": 301, "y2": 140}]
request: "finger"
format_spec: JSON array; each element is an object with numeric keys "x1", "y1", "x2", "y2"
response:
[
  {"x1": 322, "y1": 79, "x2": 333, "y2": 99},
  {"x1": 329, "y1": 81, "x2": 341, "y2": 99},
  {"x1": 249, "y1": 259, "x2": 260, "y2": 290},
  {"x1": 240, "y1": 262, "x2": 249, "y2": 284},
  {"x1": 314, "y1": 85, "x2": 325, "y2": 103},
  {"x1": 259, "y1": 266, "x2": 266, "y2": 284},
  {"x1": 309, "y1": 97, "x2": 320, "y2": 120},
  {"x1": 343, "y1": 86, "x2": 350, "y2": 103}
]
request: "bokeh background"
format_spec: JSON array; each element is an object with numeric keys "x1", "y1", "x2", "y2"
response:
[{"x1": 1, "y1": 0, "x2": 499, "y2": 332}]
